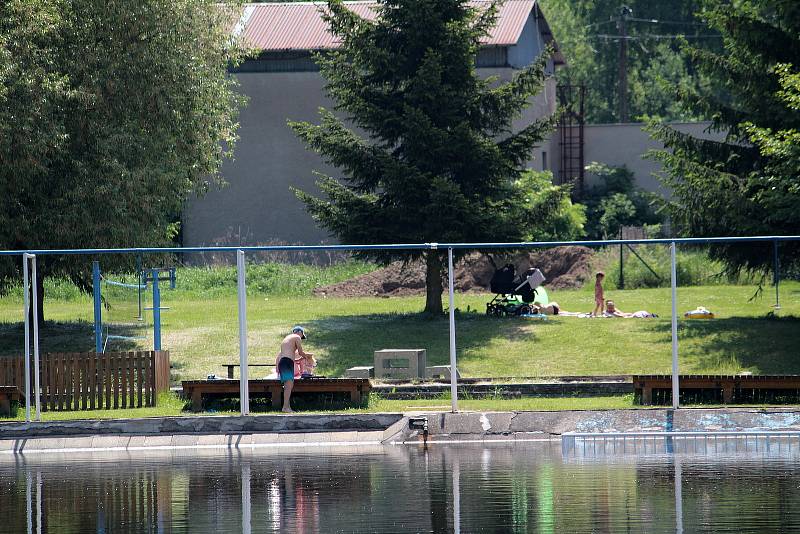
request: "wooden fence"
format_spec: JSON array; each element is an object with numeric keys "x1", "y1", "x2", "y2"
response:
[{"x1": 0, "y1": 351, "x2": 170, "y2": 411}]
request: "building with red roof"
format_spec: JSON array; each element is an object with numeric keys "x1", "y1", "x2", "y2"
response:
[{"x1": 183, "y1": 1, "x2": 564, "y2": 248}]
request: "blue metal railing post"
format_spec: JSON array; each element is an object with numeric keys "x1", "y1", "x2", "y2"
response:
[
  {"x1": 93, "y1": 261, "x2": 102, "y2": 353},
  {"x1": 152, "y1": 269, "x2": 161, "y2": 351}
]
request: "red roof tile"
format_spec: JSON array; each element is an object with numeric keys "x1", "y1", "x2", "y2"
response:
[{"x1": 235, "y1": 1, "x2": 538, "y2": 51}]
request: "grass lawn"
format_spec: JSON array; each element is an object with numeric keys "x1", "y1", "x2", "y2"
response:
[
  {"x1": 1, "y1": 281, "x2": 798, "y2": 382},
  {"x1": 2, "y1": 393, "x2": 638, "y2": 421}
]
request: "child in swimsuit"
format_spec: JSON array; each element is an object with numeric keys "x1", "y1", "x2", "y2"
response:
[{"x1": 592, "y1": 272, "x2": 605, "y2": 316}]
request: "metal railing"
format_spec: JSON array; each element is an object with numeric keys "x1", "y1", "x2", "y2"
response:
[
  {"x1": 5, "y1": 234, "x2": 799, "y2": 419},
  {"x1": 562, "y1": 430, "x2": 800, "y2": 457}
]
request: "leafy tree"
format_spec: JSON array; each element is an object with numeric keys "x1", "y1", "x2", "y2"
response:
[
  {"x1": 290, "y1": 0, "x2": 576, "y2": 314},
  {"x1": 580, "y1": 163, "x2": 662, "y2": 239},
  {"x1": 648, "y1": 0, "x2": 800, "y2": 276},
  {"x1": 510, "y1": 171, "x2": 586, "y2": 242},
  {"x1": 539, "y1": 0, "x2": 717, "y2": 123},
  {"x1": 0, "y1": 0, "x2": 244, "y2": 321}
]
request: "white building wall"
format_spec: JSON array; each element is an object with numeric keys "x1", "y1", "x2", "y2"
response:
[
  {"x1": 582, "y1": 121, "x2": 726, "y2": 196},
  {"x1": 183, "y1": 66, "x2": 557, "y2": 248}
]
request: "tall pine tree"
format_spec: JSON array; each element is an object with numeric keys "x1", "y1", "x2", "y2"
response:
[
  {"x1": 290, "y1": 0, "x2": 564, "y2": 314},
  {"x1": 649, "y1": 0, "x2": 800, "y2": 275}
]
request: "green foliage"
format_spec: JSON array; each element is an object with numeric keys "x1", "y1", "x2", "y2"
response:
[
  {"x1": 580, "y1": 163, "x2": 663, "y2": 239},
  {"x1": 174, "y1": 261, "x2": 377, "y2": 297},
  {"x1": 593, "y1": 246, "x2": 760, "y2": 290},
  {"x1": 290, "y1": 0, "x2": 567, "y2": 313},
  {"x1": 1, "y1": 261, "x2": 379, "y2": 301},
  {"x1": 509, "y1": 170, "x2": 586, "y2": 241},
  {"x1": 539, "y1": 0, "x2": 717, "y2": 123},
  {"x1": 0, "y1": 0, "x2": 244, "y2": 300},
  {"x1": 648, "y1": 0, "x2": 800, "y2": 276}
]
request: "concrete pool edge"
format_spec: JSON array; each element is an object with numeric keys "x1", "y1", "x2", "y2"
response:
[{"x1": 3, "y1": 408, "x2": 800, "y2": 453}]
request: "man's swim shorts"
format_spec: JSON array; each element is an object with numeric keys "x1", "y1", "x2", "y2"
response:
[{"x1": 278, "y1": 357, "x2": 295, "y2": 383}]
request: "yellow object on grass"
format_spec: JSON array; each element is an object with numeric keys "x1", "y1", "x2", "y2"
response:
[{"x1": 684, "y1": 306, "x2": 715, "y2": 319}]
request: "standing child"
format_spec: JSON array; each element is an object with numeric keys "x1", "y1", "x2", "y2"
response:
[{"x1": 592, "y1": 271, "x2": 605, "y2": 316}]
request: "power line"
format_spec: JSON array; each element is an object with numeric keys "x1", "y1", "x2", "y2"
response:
[
  {"x1": 590, "y1": 34, "x2": 722, "y2": 41},
  {"x1": 626, "y1": 16, "x2": 706, "y2": 26},
  {"x1": 584, "y1": 19, "x2": 618, "y2": 30}
]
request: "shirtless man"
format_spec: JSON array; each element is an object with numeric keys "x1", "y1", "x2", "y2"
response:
[{"x1": 275, "y1": 326, "x2": 314, "y2": 413}]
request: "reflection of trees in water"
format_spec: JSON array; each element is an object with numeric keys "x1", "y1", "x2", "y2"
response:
[{"x1": 6, "y1": 448, "x2": 800, "y2": 531}]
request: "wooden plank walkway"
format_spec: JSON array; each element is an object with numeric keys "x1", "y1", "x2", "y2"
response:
[
  {"x1": 182, "y1": 378, "x2": 372, "y2": 412},
  {"x1": 633, "y1": 375, "x2": 800, "y2": 405}
]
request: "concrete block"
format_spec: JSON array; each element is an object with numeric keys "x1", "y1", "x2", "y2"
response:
[
  {"x1": 91, "y1": 435, "x2": 126, "y2": 450},
  {"x1": 197, "y1": 434, "x2": 227, "y2": 447},
  {"x1": 171, "y1": 434, "x2": 199, "y2": 447},
  {"x1": 16, "y1": 438, "x2": 66, "y2": 451},
  {"x1": 425, "y1": 365, "x2": 461, "y2": 380},
  {"x1": 328, "y1": 431, "x2": 358, "y2": 443},
  {"x1": 251, "y1": 433, "x2": 280, "y2": 445},
  {"x1": 143, "y1": 435, "x2": 173, "y2": 448},
  {"x1": 304, "y1": 431, "x2": 333, "y2": 443},
  {"x1": 223, "y1": 434, "x2": 252, "y2": 448},
  {"x1": 60, "y1": 436, "x2": 94, "y2": 450},
  {"x1": 344, "y1": 366, "x2": 375, "y2": 379},
  {"x1": 356, "y1": 430, "x2": 384, "y2": 443},
  {"x1": 374, "y1": 349, "x2": 426, "y2": 379},
  {"x1": 124, "y1": 435, "x2": 148, "y2": 449}
]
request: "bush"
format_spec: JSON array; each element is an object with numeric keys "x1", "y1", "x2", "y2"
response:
[
  {"x1": 174, "y1": 261, "x2": 378, "y2": 297},
  {"x1": 581, "y1": 163, "x2": 665, "y2": 240},
  {"x1": 592, "y1": 246, "x2": 762, "y2": 289}
]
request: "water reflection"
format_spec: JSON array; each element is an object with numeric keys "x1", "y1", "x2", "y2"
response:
[{"x1": 4, "y1": 441, "x2": 800, "y2": 532}]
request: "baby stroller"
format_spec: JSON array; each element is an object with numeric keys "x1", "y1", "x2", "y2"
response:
[{"x1": 486, "y1": 263, "x2": 546, "y2": 317}]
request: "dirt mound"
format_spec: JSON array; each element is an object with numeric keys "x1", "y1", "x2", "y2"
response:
[{"x1": 313, "y1": 246, "x2": 594, "y2": 297}]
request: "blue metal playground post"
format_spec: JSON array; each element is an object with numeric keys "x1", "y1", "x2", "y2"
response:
[
  {"x1": 152, "y1": 269, "x2": 161, "y2": 351},
  {"x1": 93, "y1": 261, "x2": 102, "y2": 353}
]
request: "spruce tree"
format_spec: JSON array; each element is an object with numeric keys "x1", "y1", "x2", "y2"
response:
[
  {"x1": 649, "y1": 0, "x2": 800, "y2": 275},
  {"x1": 290, "y1": 0, "x2": 562, "y2": 314}
]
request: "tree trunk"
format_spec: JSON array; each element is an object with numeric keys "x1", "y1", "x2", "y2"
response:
[{"x1": 424, "y1": 251, "x2": 444, "y2": 315}]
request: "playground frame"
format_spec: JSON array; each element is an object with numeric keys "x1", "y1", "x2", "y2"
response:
[{"x1": 3, "y1": 234, "x2": 799, "y2": 421}]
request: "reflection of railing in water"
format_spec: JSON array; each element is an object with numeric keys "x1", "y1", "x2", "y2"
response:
[
  {"x1": 22, "y1": 467, "x2": 170, "y2": 533},
  {"x1": 562, "y1": 431, "x2": 800, "y2": 457}
]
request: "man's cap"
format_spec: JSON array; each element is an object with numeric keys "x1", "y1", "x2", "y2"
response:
[{"x1": 291, "y1": 326, "x2": 307, "y2": 339}]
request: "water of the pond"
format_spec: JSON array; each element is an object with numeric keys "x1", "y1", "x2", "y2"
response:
[{"x1": 3, "y1": 437, "x2": 800, "y2": 533}]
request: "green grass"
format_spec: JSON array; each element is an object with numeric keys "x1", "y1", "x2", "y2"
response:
[
  {"x1": 3, "y1": 393, "x2": 637, "y2": 420},
  {"x1": 1, "y1": 282, "x2": 799, "y2": 382},
  {"x1": 5, "y1": 392, "x2": 188, "y2": 421}
]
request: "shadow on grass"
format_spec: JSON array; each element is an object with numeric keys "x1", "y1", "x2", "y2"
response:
[
  {"x1": 0, "y1": 320, "x2": 142, "y2": 356},
  {"x1": 306, "y1": 310, "x2": 548, "y2": 377},
  {"x1": 639, "y1": 314, "x2": 800, "y2": 374}
]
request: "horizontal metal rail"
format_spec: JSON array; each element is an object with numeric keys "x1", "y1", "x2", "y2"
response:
[
  {"x1": 564, "y1": 431, "x2": 800, "y2": 438},
  {"x1": 0, "y1": 235, "x2": 798, "y2": 256}
]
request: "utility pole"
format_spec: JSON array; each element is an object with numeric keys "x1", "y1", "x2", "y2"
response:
[{"x1": 617, "y1": 5, "x2": 632, "y2": 123}]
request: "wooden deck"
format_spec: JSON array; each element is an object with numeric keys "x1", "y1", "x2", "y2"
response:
[
  {"x1": 182, "y1": 378, "x2": 372, "y2": 412},
  {"x1": 633, "y1": 375, "x2": 800, "y2": 405}
]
